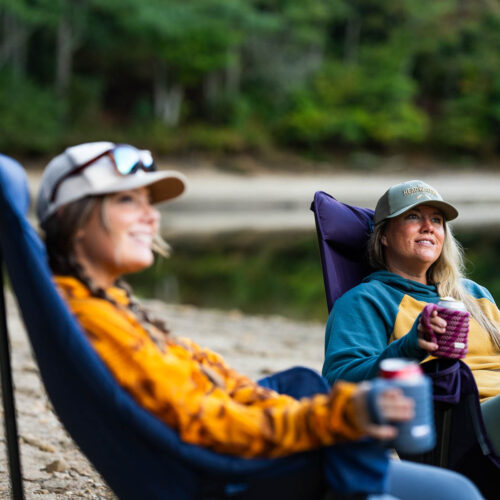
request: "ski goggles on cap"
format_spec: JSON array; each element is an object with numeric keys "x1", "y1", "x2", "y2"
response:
[{"x1": 50, "y1": 144, "x2": 156, "y2": 202}]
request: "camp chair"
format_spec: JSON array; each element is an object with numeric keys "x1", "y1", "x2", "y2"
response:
[
  {"x1": 311, "y1": 190, "x2": 500, "y2": 499},
  {"x1": 0, "y1": 156, "x2": 342, "y2": 500}
]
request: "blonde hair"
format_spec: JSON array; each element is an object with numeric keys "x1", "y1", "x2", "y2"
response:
[{"x1": 369, "y1": 219, "x2": 500, "y2": 350}]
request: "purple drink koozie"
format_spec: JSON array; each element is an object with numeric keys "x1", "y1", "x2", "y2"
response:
[{"x1": 420, "y1": 300, "x2": 470, "y2": 359}]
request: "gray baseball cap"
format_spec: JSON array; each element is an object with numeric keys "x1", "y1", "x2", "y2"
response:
[
  {"x1": 374, "y1": 179, "x2": 458, "y2": 225},
  {"x1": 36, "y1": 141, "x2": 187, "y2": 224}
]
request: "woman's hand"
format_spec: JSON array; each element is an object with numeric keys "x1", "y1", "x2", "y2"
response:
[
  {"x1": 418, "y1": 308, "x2": 447, "y2": 353},
  {"x1": 351, "y1": 382, "x2": 414, "y2": 440}
]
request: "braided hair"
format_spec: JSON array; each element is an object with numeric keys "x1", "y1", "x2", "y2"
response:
[{"x1": 41, "y1": 194, "x2": 171, "y2": 346}]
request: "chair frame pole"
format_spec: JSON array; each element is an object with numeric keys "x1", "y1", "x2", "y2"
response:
[{"x1": 0, "y1": 252, "x2": 25, "y2": 499}]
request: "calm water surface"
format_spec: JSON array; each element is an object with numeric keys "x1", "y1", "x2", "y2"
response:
[{"x1": 128, "y1": 229, "x2": 500, "y2": 322}]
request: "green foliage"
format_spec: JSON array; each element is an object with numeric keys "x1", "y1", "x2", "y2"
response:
[
  {"x1": 0, "y1": 73, "x2": 64, "y2": 153},
  {"x1": 277, "y1": 58, "x2": 428, "y2": 147},
  {"x1": 434, "y1": 96, "x2": 492, "y2": 152},
  {"x1": 119, "y1": 120, "x2": 270, "y2": 155},
  {"x1": 173, "y1": 125, "x2": 249, "y2": 154},
  {"x1": 2, "y1": 0, "x2": 500, "y2": 155},
  {"x1": 458, "y1": 230, "x2": 500, "y2": 304}
]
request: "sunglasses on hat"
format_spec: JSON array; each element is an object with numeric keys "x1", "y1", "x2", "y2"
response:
[{"x1": 50, "y1": 144, "x2": 155, "y2": 202}]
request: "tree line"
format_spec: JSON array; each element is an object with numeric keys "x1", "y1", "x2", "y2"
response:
[{"x1": 1, "y1": 0, "x2": 500, "y2": 158}]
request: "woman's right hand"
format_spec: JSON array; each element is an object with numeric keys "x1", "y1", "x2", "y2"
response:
[
  {"x1": 417, "y1": 308, "x2": 447, "y2": 353},
  {"x1": 351, "y1": 382, "x2": 414, "y2": 441}
]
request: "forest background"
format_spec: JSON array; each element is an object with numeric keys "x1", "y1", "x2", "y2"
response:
[
  {"x1": 2, "y1": 0, "x2": 500, "y2": 158},
  {"x1": 2, "y1": 0, "x2": 500, "y2": 322}
]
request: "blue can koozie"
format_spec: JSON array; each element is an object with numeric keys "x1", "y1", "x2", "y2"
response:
[{"x1": 367, "y1": 359, "x2": 435, "y2": 454}]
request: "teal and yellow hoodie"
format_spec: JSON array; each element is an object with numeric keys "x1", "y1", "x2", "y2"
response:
[{"x1": 322, "y1": 270, "x2": 500, "y2": 402}]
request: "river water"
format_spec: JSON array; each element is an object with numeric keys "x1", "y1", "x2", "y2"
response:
[
  {"x1": 128, "y1": 227, "x2": 500, "y2": 322},
  {"x1": 26, "y1": 166, "x2": 500, "y2": 320}
]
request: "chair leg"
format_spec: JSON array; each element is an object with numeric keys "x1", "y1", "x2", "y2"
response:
[
  {"x1": 438, "y1": 407, "x2": 452, "y2": 467},
  {"x1": 0, "y1": 254, "x2": 25, "y2": 499}
]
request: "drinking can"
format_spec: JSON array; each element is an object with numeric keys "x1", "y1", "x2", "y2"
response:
[
  {"x1": 368, "y1": 358, "x2": 435, "y2": 454},
  {"x1": 437, "y1": 296, "x2": 468, "y2": 312},
  {"x1": 435, "y1": 296, "x2": 470, "y2": 358}
]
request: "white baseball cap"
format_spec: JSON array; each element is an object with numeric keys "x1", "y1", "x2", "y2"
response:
[{"x1": 36, "y1": 141, "x2": 187, "y2": 224}]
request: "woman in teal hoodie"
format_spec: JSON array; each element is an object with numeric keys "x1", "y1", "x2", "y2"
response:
[{"x1": 322, "y1": 180, "x2": 500, "y2": 454}]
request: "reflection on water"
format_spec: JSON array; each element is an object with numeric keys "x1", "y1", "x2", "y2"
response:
[
  {"x1": 458, "y1": 230, "x2": 500, "y2": 301},
  {"x1": 127, "y1": 229, "x2": 500, "y2": 322}
]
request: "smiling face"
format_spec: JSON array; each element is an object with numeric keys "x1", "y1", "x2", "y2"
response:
[
  {"x1": 73, "y1": 187, "x2": 160, "y2": 288},
  {"x1": 381, "y1": 204, "x2": 445, "y2": 284}
]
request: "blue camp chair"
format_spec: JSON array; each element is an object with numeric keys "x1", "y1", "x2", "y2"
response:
[
  {"x1": 0, "y1": 156, "x2": 336, "y2": 500},
  {"x1": 311, "y1": 190, "x2": 500, "y2": 499}
]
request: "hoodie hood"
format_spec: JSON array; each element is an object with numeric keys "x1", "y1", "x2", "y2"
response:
[{"x1": 362, "y1": 270, "x2": 440, "y2": 301}]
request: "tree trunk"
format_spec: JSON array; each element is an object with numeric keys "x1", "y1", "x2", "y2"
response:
[
  {"x1": 56, "y1": 10, "x2": 73, "y2": 97},
  {"x1": 204, "y1": 71, "x2": 220, "y2": 106},
  {"x1": 344, "y1": 8, "x2": 361, "y2": 64},
  {"x1": 153, "y1": 61, "x2": 184, "y2": 127},
  {"x1": 0, "y1": 11, "x2": 28, "y2": 75},
  {"x1": 225, "y1": 48, "x2": 241, "y2": 96},
  {"x1": 202, "y1": 49, "x2": 241, "y2": 113},
  {"x1": 54, "y1": 0, "x2": 89, "y2": 98}
]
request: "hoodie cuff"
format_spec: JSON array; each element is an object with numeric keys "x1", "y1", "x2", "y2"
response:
[
  {"x1": 399, "y1": 315, "x2": 428, "y2": 360},
  {"x1": 383, "y1": 315, "x2": 427, "y2": 361}
]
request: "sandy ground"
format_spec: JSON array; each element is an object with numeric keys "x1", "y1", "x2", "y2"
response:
[
  {"x1": 0, "y1": 292, "x2": 325, "y2": 499},
  {"x1": 25, "y1": 165, "x2": 500, "y2": 235}
]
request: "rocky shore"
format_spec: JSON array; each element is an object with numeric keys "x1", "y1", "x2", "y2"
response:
[{"x1": 0, "y1": 292, "x2": 325, "y2": 499}]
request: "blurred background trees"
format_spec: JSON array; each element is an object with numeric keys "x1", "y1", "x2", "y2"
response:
[
  {"x1": 2, "y1": 0, "x2": 499, "y2": 317},
  {"x1": 1, "y1": 0, "x2": 500, "y2": 158}
]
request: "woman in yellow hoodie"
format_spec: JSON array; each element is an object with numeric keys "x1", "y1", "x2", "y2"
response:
[{"x1": 36, "y1": 141, "x2": 483, "y2": 499}]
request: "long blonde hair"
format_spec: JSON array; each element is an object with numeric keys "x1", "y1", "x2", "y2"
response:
[{"x1": 369, "y1": 219, "x2": 500, "y2": 350}]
